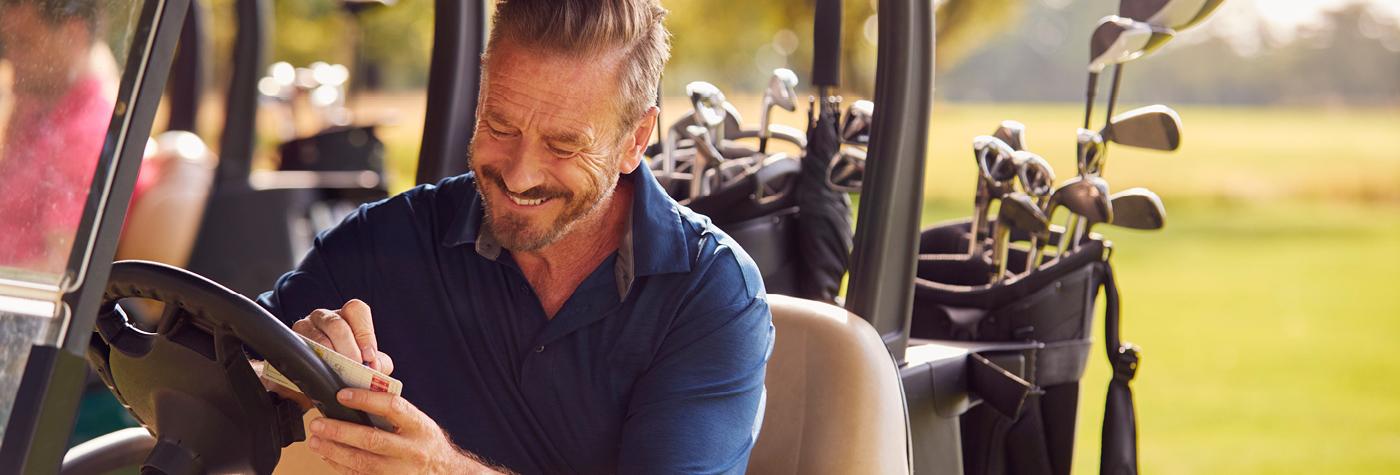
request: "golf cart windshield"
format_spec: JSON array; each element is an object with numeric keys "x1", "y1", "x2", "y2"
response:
[{"x1": 0, "y1": 0, "x2": 149, "y2": 441}]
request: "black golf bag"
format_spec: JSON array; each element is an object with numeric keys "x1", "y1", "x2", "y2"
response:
[{"x1": 912, "y1": 219, "x2": 1140, "y2": 475}]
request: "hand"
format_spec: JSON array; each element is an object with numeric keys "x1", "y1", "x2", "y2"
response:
[
  {"x1": 291, "y1": 299, "x2": 394, "y2": 374},
  {"x1": 263, "y1": 299, "x2": 395, "y2": 410},
  {"x1": 306, "y1": 389, "x2": 506, "y2": 474}
]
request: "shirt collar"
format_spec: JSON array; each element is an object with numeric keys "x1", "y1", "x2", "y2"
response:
[{"x1": 442, "y1": 164, "x2": 691, "y2": 299}]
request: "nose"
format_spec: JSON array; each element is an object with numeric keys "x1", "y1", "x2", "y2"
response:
[{"x1": 498, "y1": 145, "x2": 548, "y2": 194}]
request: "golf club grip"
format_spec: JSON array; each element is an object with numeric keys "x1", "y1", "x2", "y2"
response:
[{"x1": 812, "y1": 0, "x2": 842, "y2": 87}]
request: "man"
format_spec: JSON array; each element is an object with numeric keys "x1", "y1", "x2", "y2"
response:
[
  {"x1": 258, "y1": 1, "x2": 774, "y2": 473},
  {"x1": 0, "y1": 0, "x2": 117, "y2": 276}
]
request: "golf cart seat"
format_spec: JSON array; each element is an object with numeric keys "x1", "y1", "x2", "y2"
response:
[
  {"x1": 748, "y1": 295, "x2": 911, "y2": 474},
  {"x1": 116, "y1": 130, "x2": 217, "y2": 267}
]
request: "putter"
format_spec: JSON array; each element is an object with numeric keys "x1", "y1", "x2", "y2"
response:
[
  {"x1": 759, "y1": 68, "x2": 799, "y2": 154},
  {"x1": 992, "y1": 192, "x2": 1049, "y2": 283}
]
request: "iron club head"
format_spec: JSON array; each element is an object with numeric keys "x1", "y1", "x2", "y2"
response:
[
  {"x1": 1103, "y1": 104, "x2": 1183, "y2": 152},
  {"x1": 1088, "y1": 16, "x2": 1176, "y2": 74},
  {"x1": 1108, "y1": 187, "x2": 1167, "y2": 230}
]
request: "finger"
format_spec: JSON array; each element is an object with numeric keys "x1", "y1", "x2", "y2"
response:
[
  {"x1": 339, "y1": 299, "x2": 380, "y2": 368},
  {"x1": 309, "y1": 417, "x2": 413, "y2": 458},
  {"x1": 310, "y1": 309, "x2": 364, "y2": 363},
  {"x1": 308, "y1": 435, "x2": 388, "y2": 474},
  {"x1": 337, "y1": 389, "x2": 427, "y2": 435},
  {"x1": 373, "y1": 351, "x2": 394, "y2": 376},
  {"x1": 292, "y1": 318, "x2": 334, "y2": 349}
]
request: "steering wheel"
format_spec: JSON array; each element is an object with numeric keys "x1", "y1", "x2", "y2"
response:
[{"x1": 86, "y1": 260, "x2": 372, "y2": 474}]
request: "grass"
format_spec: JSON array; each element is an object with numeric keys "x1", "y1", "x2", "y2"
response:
[{"x1": 356, "y1": 95, "x2": 1400, "y2": 473}]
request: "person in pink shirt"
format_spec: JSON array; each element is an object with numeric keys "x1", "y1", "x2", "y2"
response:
[{"x1": 0, "y1": 0, "x2": 116, "y2": 276}]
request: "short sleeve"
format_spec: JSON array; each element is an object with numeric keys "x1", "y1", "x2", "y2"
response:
[{"x1": 616, "y1": 244, "x2": 775, "y2": 474}]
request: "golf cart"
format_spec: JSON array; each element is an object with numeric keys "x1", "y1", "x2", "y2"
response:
[{"x1": 0, "y1": 0, "x2": 1152, "y2": 473}]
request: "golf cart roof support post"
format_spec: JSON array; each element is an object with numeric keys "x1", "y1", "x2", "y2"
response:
[
  {"x1": 415, "y1": 0, "x2": 485, "y2": 185},
  {"x1": 0, "y1": 0, "x2": 192, "y2": 470},
  {"x1": 215, "y1": 0, "x2": 268, "y2": 186},
  {"x1": 844, "y1": 0, "x2": 934, "y2": 365},
  {"x1": 167, "y1": 1, "x2": 207, "y2": 133}
]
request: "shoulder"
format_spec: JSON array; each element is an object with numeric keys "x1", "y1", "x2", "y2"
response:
[{"x1": 673, "y1": 204, "x2": 767, "y2": 306}]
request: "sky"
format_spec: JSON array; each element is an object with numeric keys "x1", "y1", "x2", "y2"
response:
[
  {"x1": 1249, "y1": 0, "x2": 1400, "y2": 29},
  {"x1": 1189, "y1": 0, "x2": 1400, "y2": 54}
]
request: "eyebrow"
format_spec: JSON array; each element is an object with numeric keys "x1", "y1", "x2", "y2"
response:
[
  {"x1": 482, "y1": 109, "x2": 517, "y2": 130},
  {"x1": 482, "y1": 104, "x2": 598, "y2": 149}
]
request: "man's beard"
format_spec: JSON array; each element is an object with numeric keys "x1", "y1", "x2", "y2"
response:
[{"x1": 474, "y1": 163, "x2": 619, "y2": 252}]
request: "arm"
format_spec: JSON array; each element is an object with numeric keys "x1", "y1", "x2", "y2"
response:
[{"x1": 617, "y1": 248, "x2": 775, "y2": 474}]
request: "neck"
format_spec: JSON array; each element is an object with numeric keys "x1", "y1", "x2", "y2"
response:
[{"x1": 513, "y1": 178, "x2": 633, "y2": 302}]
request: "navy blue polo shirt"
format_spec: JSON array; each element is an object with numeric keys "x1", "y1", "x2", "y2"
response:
[{"x1": 258, "y1": 165, "x2": 774, "y2": 474}]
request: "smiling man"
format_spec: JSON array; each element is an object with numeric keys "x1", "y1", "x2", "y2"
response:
[{"x1": 258, "y1": 1, "x2": 774, "y2": 473}]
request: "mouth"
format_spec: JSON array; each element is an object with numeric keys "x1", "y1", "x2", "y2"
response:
[{"x1": 507, "y1": 193, "x2": 550, "y2": 207}]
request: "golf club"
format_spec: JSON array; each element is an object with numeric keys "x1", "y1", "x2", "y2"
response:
[
  {"x1": 759, "y1": 68, "x2": 799, "y2": 154},
  {"x1": 969, "y1": 135, "x2": 1018, "y2": 260},
  {"x1": 994, "y1": 120, "x2": 1027, "y2": 151},
  {"x1": 1119, "y1": 0, "x2": 1226, "y2": 31},
  {"x1": 1047, "y1": 175, "x2": 1113, "y2": 255},
  {"x1": 1107, "y1": 187, "x2": 1167, "y2": 230},
  {"x1": 992, "y1": 192, "x2": 1049, "y2": 283},
  {"x1": 686, "y1": 81, "x2": 728, "y2": 149},
  {"x1": 841, "y1": 99, "x2": 874, "y2": 145}
]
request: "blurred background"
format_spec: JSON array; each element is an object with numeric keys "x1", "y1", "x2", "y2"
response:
[{"x1": 185, "y1": 0, "x2": 1399, "y2": 472}]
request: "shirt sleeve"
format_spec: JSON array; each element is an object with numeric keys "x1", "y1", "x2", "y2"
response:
[
  {"x1": 616, "y1": 243, "x2": 775, "y2": 474},
  {"x1": 257, "y1": 207, "x2": 371, "y2": 326}
]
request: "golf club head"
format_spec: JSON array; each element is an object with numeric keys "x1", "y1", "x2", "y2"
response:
[
  {"x1": 998, "y1": 192, "x2": 1050, "y2": 236},
  {"x1": 1120, "y1": 0, "x2": 1225, "y2": 31},
  {"x1": 1109, "y1": 187, "x2": 1167, "y2": 230},
  {"x1": 841, "y1": 99, "x2": 875, "y2": 144},
  {"x1": 1048, "y1": 175, "x2": 1114, "y2": 226},
  {"x1": 1013, "y1": 151, "x2": 1055, "y2": 199},
  {"x1": 1104, "y1": 104, "x2": 1183, "y2": 151},
  {"x1": 1088, "y1": 15, "x2": 1176, "y2": 74},
  {"x1": 993, "y1": 120, "x2": 1027, "y2": 151},
  {"x1": 972, "y1": 135, "x2": 1017, "y2": 183},
  {"x1": 766, "y1": 68, "x2": 800, "y2": 112},
  {"x1": 685, "y1": 81, "x2": 728, "y2": 130},
  {"x1": 682, "y1": 125, "x2": 725, "y2": 162},
  {"x1": 1077, "y1": 128, "x2": 1106, "y2": 175}
]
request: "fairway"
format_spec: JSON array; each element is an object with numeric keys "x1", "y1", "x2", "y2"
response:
[{"x1": 362, "y1": 96, "x2": 1400, "y2": 473}]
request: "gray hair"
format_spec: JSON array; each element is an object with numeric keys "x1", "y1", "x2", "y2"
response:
[{"x1": 486, "y1": 0, "x2": 671, "y2": 132}]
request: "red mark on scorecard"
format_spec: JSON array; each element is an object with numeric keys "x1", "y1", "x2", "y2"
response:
[{"x1": 371, "y1": 376, "x2": 390, "y2": 392}]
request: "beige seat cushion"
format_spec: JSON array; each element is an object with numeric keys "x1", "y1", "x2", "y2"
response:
[
  {"x1": 747, "y1": 295, "x2": 910, "y2": 475},
  {"x1": 115, "y1": 131, "x2": 216, "y2": 267}
]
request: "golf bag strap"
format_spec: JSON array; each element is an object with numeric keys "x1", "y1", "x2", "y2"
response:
[{"x1": 1100, "y1": 263, "x2": 1140, "y2": 475}]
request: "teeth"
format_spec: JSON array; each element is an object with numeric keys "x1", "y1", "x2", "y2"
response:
[{"x1": 509, "y1": 194, "x2": 546, "y2": 206}]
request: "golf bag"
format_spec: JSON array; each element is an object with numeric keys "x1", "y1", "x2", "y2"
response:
[{"x1": 911, "y1": 219, "x2": 1140, "y2": 475}]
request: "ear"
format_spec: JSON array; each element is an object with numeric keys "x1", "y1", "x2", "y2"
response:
[{"x1": 618, "y1": 105, "x2": 659, "y2": 174}]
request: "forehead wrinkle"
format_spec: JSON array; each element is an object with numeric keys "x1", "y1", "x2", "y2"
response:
[{"x1": 484, "y1": 72, "x2": 607, "y2": 148}]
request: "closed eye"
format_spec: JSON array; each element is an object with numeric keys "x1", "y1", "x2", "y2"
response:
[{"x1": 485, "y1": 123, "x2": 518, "y2": 139}]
